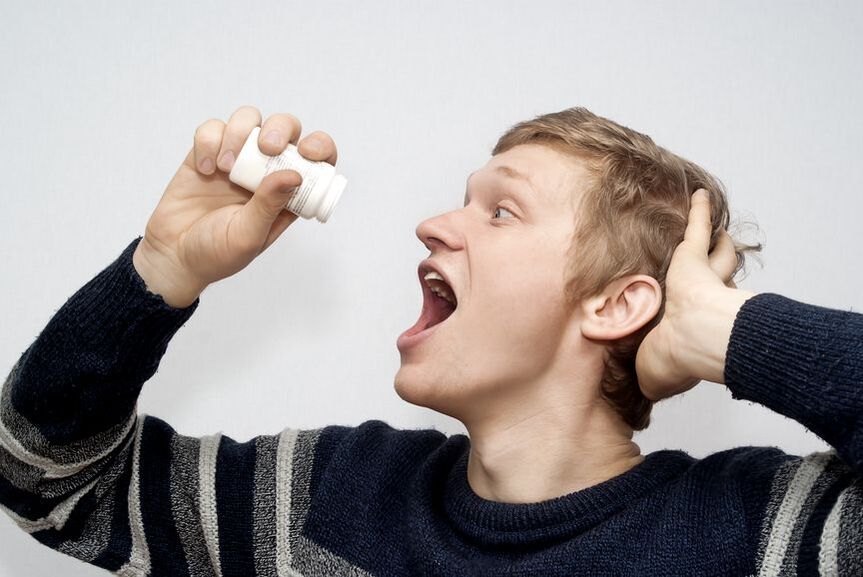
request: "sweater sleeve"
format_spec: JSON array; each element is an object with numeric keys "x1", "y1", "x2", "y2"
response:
[
  {"x1": 723, "y1": 292, "x2": 863, "y2": 475},
  {"x1": 723, "y1": 292, "x2": 863, "y2": 576},
  {"x1": 0, "y1": 236, "x2": 318, "y2": 575}
]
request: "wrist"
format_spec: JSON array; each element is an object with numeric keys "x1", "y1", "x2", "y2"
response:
[
  {"x1": 132, "y1": 242, "x2": 204, "y2": 309},
  {"x1": 682, "y1": 288, "x2": 758, "y2": 384}
]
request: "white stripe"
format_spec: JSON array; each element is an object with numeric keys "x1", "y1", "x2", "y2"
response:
[
  {"x1": 818, "y1": 487, "x2": 846, "y2": 577},
  {"x1": 758, "y1": 453, "x2": 831, "y2": 577},
  {"x1": 117, "y1": 415, "x2": 150, "y2": 576},
  {"x1": 0, "y1": 406, "x2": 136, "y2": 479},
  {"x1": 0, "y1": 474, "x2": 101, "y2": 533},
  {"x1": 275, "y1": 428, "x2": 299, "y2": 577},
  {"x1": 199, "y1": 432, "x2": 223, "y2": 577}
]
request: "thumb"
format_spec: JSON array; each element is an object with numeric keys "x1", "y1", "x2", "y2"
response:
[{"x1": 233, "y1": 169, "x2": 302, "y2": 247}]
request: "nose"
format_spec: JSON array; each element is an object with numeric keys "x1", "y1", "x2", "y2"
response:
[{"x1": 415, "y1": 211, "x2": 461, "y2": 253}]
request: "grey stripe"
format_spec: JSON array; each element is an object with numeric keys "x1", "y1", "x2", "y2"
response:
[
  {"x1": 757, "y1": 451, "x2": 830, "y2": 577},
  {"x1": 0, "y1": 437, "x2": 39, "y2": 490},
  {"x1": 56, "y1": 477, "x2": 120, "y2": 563},
  {"x1": 0, "y1": 359, "x2": 135, "y2": 469},
  {"x1": 289, "y1": 428, "x2": 374, "y2": 577},
  {"x1": 819, "y1": 487, "x2": 845, "y2": 577},
  {"x1": 0, "y1": 401, "x2": 135, "y2": 564},
  {"x1": 836, "y1": 482, "x2": 863, "y2": 577},
  {"x1": 0, "y1": 441, "x2": 119, "y2": 504},
  {"x1": 22, "y1": 475, "x2": 100, "y2": 533},
  {"x1": 0, "y1": 412, "x2": 138, "y2": 505},
  {"x1": 276, "y1": 428, "x2": 300, "y2": 576},
  {"x1": 754, "y1": 456, "x2": 799, "y2": 567},
  {"x1": 170, "y1": 433, "x2": 216, "y2": 577},
  {"x1": 199, "y1": 432, "x2": 223, "y2": 577},
  {"x1": 0, "y1": 475, "x2": 97, "y2": 533},
  {"x1": 0, "y1": 439, "x2": 100, "y2": 502},
  {"x1": 55, "y1": 436, "x2": 137, "y2": 564},
  {"x1": 777, "y1": 452, "x2": 845, "y2": 575},
  {"x1": 253, "y1": 434, "x2": 279, "y2": 576},
  {"x1": 118, "y1": 415, "x2": 150, "y2": 576}
]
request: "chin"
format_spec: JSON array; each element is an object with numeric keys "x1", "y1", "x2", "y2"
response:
[
  {"x1": 393, "y1": 367, "x2": 430, "y2": 407},
  {"x1": 394, "y1": 367, "x2": 467, "y2": 420},
  {"x1": 394, "y1": 368, "x2": 446, "y2": 409}
]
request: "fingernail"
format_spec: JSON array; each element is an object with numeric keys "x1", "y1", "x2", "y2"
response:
[
  {"x1": 218, "y1": 150, "x2": 235, "y2": 171},
  {"x1": 200, "y1": 158, "x2": 214, "y2": 174},
  {"x1": 264, "y1": 131, "x2": 282, "y2": 147}
]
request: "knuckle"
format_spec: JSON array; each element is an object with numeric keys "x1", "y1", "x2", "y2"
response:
[
  {"x1": 309, "y1": 130, "x2": 334, "y2": 146},
  {"x1": 232, "y1": 104, "x2": 261, "y2": 118},
  {"x1": 222, "y1": 107, "x2": 262, "y2": 149},
  {"x1": 195, "y1": 119, "x2": 225, "y2": 146},
  {"x1": 267, "y1": 112, "x2": 302, "y2": 139},
  {"x1": 196, "y1": 118, "x2": 224, "y2": 134}
]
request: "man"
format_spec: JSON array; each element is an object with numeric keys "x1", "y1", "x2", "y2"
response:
[{"x1": 0, "y1": 105, "x2": 860, "y2": 576}]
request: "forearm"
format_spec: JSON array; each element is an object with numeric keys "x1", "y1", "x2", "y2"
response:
[
  {"x1": 722, "y1": 292, "x2": 863, "y2": 473},
  {"x1": 0, "y1": 236, "x2": 201, "y2": 571},
  {"x1": 1, "y1": 236, "x2": 198, "y2": 456}
]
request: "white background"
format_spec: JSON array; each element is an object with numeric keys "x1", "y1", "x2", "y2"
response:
[{"x1": 1, "y1": 1, "x2": 861, "y2": 575}]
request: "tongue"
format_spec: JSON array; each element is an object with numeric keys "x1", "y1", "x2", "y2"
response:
[{"x1": 426, "y1": 294, "x2": 456, "y2": 329}]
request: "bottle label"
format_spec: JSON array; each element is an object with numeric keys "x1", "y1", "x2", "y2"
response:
[{"x1": 264, "y1": 147, "x2": 323, "y2": 216}]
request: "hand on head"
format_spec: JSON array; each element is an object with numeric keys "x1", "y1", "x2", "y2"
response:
[{"x1": 635, "y1": 189, "x2": 754, "y2": 401}]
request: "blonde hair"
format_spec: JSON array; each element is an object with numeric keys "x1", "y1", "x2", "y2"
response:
[{"x1": 492, "y1": 107, "x2": 763, "y2": 430}]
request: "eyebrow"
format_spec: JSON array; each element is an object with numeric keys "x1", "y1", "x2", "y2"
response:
[{"x1": 464, "y1": 165, "x2": 538, "y2": 205}]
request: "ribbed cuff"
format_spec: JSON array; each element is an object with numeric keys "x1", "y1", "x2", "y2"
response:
[
  {"x1": 724, "y1": 292, "x2": 863, "y2": 470},
  {"x1": 59, "y1": 235, "x2": 200, "y2": 366},
  {"x1": 11, "y1": 236, "x2": 200, "y2": 443}
]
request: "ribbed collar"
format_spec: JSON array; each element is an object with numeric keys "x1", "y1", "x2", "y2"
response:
[{"x1": 441, "y1": 440, "x2": 695, "y2": 547}]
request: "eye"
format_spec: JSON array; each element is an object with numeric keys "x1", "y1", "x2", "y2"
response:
[{"x1": 492, "y1": 206, "x2": 515, "y2": 220}]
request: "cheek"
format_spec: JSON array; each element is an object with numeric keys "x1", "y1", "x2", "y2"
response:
[{"x1": 470, "y1": 272, "x2": 567, "y2": 335}]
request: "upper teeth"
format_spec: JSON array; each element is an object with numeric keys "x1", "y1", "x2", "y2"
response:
[{"x1": 423, "y1": 271, "x2": 456, "y2": 305}]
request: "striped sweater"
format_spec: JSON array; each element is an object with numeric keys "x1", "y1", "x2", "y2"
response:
[{"x1": 1, "y1": 235, "x2": 862, "y2": 576}]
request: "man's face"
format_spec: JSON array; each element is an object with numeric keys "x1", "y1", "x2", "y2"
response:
[{"x1": 395, "y1": 144, "x2": 593, "y2": 422}]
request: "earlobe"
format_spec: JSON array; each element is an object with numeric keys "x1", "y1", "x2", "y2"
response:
[{"x1": 579, "y1": 276, "x2": 662, "y2": 341}]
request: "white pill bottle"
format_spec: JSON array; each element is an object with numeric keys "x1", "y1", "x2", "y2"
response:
[{"x1": 229, "y1": 126, "x2": 347, "y2": 223}]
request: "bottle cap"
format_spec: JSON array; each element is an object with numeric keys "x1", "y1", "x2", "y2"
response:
[{"x1": 318, "y1": 174, "x2": 347, "y2": 223}]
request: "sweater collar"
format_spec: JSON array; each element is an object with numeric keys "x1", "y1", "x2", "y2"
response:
[{"x1": 441, "y1": 439, "x2": 694, "y2": 547}]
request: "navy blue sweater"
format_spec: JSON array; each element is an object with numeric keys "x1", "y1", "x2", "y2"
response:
[{"x1": 1, "y1": 236, "x2": 862, "y2": 576}]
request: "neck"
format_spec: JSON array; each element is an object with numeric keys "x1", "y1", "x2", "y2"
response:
[{"x1": 463, "y1": 396, "x2": 643, "y2": 504}]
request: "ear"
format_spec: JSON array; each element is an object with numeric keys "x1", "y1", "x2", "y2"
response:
[{"x1": 579, "y1": 275, "x2": 662, "y2": 341}]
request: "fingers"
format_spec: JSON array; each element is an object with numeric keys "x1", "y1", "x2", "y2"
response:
[
  {"x1": 191, "y1": 107, "x2": 338, "y2": 180},
  {"x1": 258, "y1": 113, "x2": 303, "y2": 156},
  {"x1": 194, "y1": 118, "x2": 227, "y2": 175},
  {"x1": 297, "y1": 130, "x2": 339, "y2": 166},
  {"x1": 216, "y1": 106, "x2": 263, "y2": 172},
  {"x1": 259, "y1": 116, "x2": 337, "y2": 166},
  {"x1": 708, "y1": 228, "x2": 738, "y2": 285},
  {"x1": 683, "y1": 189, "x2": 712, "y2": 256},
  {"x1": 193, "y1": 107, "x2": 299, "y2": 176}
]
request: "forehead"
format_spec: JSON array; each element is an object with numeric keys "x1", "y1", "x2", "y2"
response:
[{"x1": 467, "y1": 143, "x2": 589, "y2": 207}]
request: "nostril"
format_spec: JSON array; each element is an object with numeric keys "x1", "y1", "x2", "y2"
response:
[{"x1": 424, "y1": 236, "x2": 447, "y2": 251}]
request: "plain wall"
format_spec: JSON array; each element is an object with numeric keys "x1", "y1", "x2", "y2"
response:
[{"x1": 1, "y1": 1, "x2": 861, "y2": 574}]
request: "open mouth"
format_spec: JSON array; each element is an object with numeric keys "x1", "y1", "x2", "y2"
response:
[{"x1": 402, "y1": 267, "x2": 458, "y2": 339}]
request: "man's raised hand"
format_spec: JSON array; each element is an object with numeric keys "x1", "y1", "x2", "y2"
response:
[
  {"x1": 132, "y1": 105, "x2": 339, "y2": 308},
  {"x1": 635, "y1": 189, "x2": 758, "y2": 401}
]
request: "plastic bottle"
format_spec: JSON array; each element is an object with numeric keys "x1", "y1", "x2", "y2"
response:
[{"x1": 229, "y1": 126, "x2": 347, "y2": 223}]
